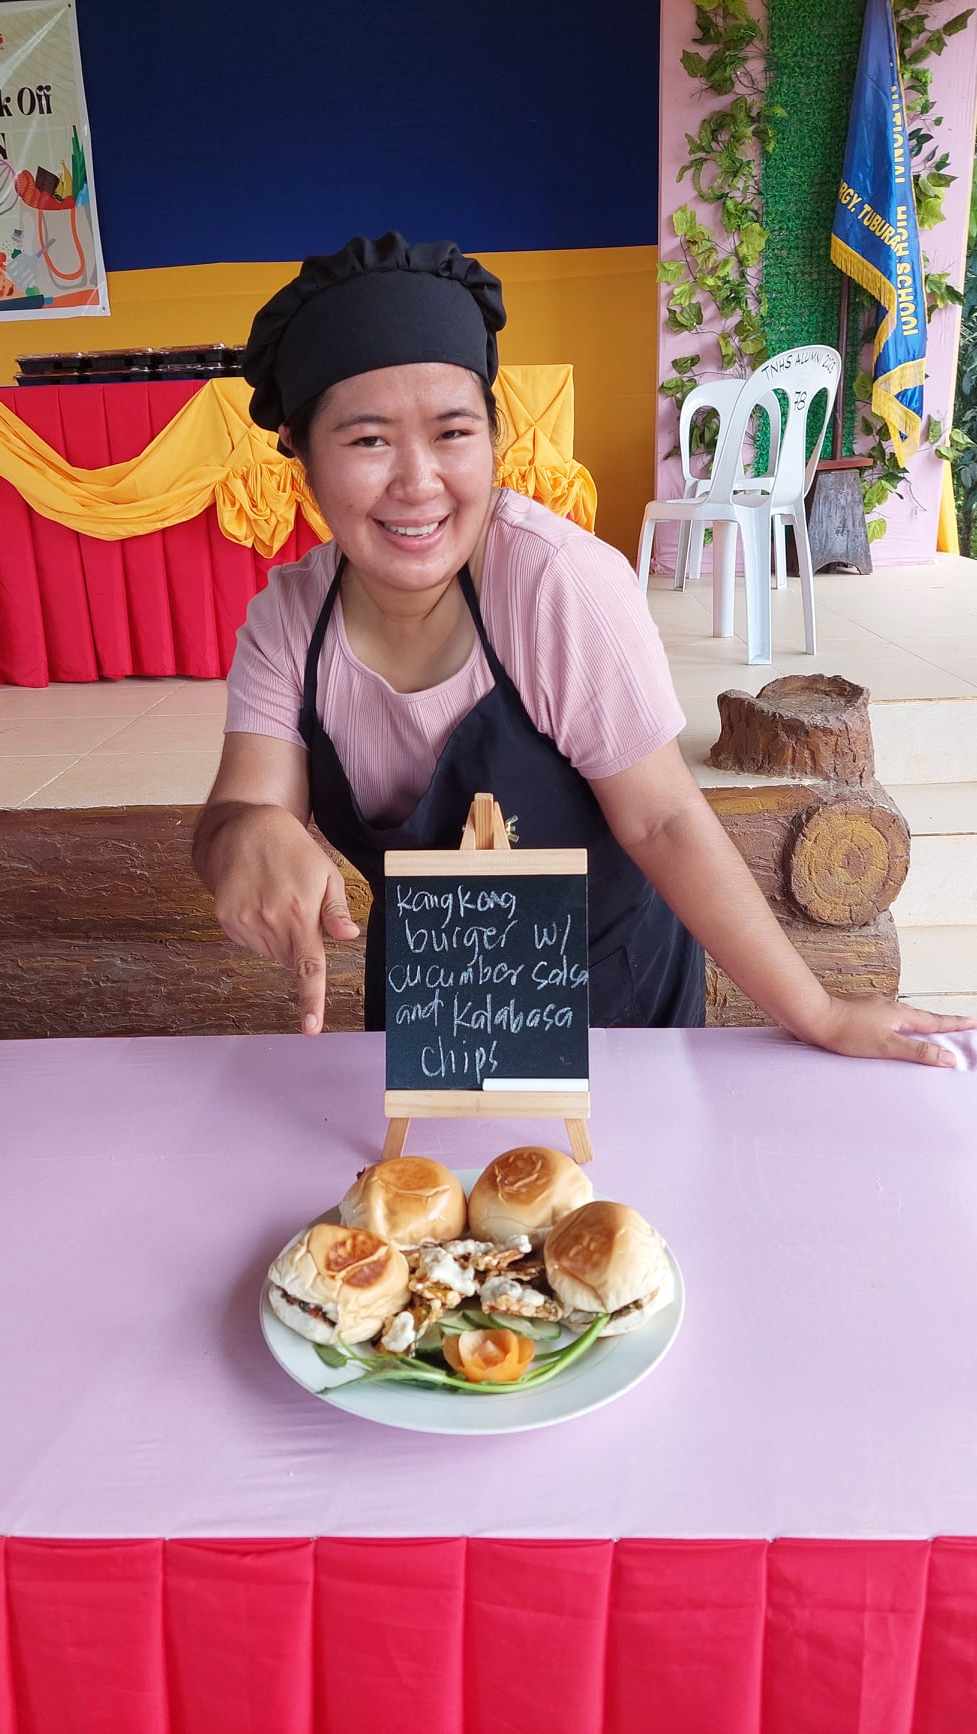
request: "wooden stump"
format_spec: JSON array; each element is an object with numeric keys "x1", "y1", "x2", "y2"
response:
[
  {"x1": 708, "y1": 675, "x2": 874, "y2": 785},
  {"x1": 703, "y1": 671, "x2": 910, "y2": 1024},
  {"x1": 805, "y1": 458, "x2": 873, "y2": 575}
]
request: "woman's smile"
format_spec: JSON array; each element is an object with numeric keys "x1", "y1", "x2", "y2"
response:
[{"x1": 374, "y1": 512, "x2": 452, "y2": 552}]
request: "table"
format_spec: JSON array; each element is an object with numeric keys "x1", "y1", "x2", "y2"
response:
[
  {"x1": 2, "y1": 1027, "x2": 976, "y2": 1732},
  {"x1": 0, "y1": 382, "x2": 319, "y2": 687}
]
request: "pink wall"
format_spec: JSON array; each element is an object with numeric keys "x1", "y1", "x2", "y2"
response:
[{"x1": 655, "y1": 0, "x2": 977, "y2": 569}]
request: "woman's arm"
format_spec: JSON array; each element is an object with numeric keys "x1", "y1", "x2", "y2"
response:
[
  {"x1": 591, "y1": 740, "x2": 974, "y2": 1067},
  {"x1": 194, "y1": 733, "x2": 359, "y2": 1034}
]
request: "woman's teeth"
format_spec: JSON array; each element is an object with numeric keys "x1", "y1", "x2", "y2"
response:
[{"x1": 381, "y1": 521, "x2": 442, "y2": 539}]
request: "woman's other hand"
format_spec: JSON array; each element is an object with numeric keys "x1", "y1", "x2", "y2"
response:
[
  {"x1": 194, "y1": 733, "x2": 359, "y2": 1035},
  {"x1": 808, "y1": 995, "x2": 977, "y2": 1068}
]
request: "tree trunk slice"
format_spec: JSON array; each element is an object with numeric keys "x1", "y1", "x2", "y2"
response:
[
  {"x1": 706, "y1": 911, "x2": 901, "y2": 1026},
  {"x1": 708, "y1": 674, "x2": 875, "y2": 786},
  {"x1": 788, "y1": 795, "x2": 910, "y2": 927},
  {"x1": 703, "y1": 780, "x2": 909, "y2": 926}
]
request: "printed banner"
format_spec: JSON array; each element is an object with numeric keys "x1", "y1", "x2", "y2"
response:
[
  {"x1": 0, "y1": 0, "x2": 107, "y2": 320},
  {"x1": 830, "y1": 0, "x2": 926, "y2": 455}
]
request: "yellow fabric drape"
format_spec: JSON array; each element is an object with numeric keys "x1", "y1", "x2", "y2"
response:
[
  {"x1": 492, "y1": 364, "x2": 597, "y2": 530},
  {"x1": 0, "y1": 377, "x2": 330, "y2": 558},
  {"x1": 0, "y1": 366, "x2": 597, "y2": 558}
]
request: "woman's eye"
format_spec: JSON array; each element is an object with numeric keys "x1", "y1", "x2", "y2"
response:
[
  {"x1": 439, "y1": 427, "x2": 471, "y2": 441},
  {"x1": 352, "y1": 435, "x2": 387, "y2": 449}
]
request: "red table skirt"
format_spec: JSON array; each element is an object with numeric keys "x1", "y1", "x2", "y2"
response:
[
  {"x1": 2, "y1": 1536, "x2": 975, "y2": 1733},
  {"x1": 0, "y1": 383, "x2": 319, "y2": 687}
]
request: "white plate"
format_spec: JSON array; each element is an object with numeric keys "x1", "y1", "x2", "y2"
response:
[{"x1": 259, "y1": 1169, "x2": 685, "y2": 1436}]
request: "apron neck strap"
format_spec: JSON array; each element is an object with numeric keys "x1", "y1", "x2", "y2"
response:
[
  {"x1": 300, "y1": 552, "x2": 508, "y2": 742},
  {"x1": 300, "y1": 554, "x2": 345, "y2": 741},
  {"x1": 457, "y1": 561, "x2": 508, "y2": 682}
]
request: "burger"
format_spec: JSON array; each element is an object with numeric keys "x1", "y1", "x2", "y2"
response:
[
  {"x1": 544, "y1": 1201, "x2": 674, "y2": 1336},
  {"x1": 338, "y1": 1156, "x2": 467, "y2": 1249},
  {"x1": 267, "y1": 1223, "x2": 410, "y2": 1345},
  {"x1": 467, "y1": 1146, "x2": 593, "y2": 1247}
]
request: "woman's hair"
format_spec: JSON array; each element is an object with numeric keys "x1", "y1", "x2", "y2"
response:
[{"x1": 284, "y1": 371, "x2": 503, "y2": 461}]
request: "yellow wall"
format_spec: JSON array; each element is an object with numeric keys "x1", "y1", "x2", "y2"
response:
[{"x1": 0, "y1": 245, "x2": 657, "y2": 559}]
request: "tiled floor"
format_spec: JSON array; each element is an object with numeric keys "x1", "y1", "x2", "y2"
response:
[
  {"x1": 0, "y1": 555, "x2": 975, "y2": 808},
  {"x1": 647, "y1": 555, "x2": 977, "y2": 779},
  {"x1": 0, "y1": 676, "x2": 228, "y2": 808}
]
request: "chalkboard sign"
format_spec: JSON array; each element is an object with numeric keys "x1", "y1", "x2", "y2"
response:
[
  {"x1": 386, "y1": 868, "x2": 589, "y2": 1092},
  {"x1": 380, "y1": 798, "x2": 593, "y2": 1163},
  {"x1": 384, "y1": 842, "x2": 589, "y2": 1120}
]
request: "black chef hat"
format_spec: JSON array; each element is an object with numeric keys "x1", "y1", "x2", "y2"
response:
[{"x1": 244, "y1": 232, "x2": 507, "y2": 450}]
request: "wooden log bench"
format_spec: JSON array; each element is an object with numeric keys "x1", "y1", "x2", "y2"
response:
[
  {"x1": 0, "y1": 674, "x2": 908, "y2": 1041},
  {"x1": 0, "y1": 807, "x2": 368, "y2": 1040}
]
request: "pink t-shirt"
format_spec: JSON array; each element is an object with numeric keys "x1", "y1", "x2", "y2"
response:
[{"x1": 225, "y1": 488, "x2": 685, "y2": 823}]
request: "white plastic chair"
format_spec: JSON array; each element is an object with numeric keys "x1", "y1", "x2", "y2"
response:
[
  {"x1": 673, "y1": 379, "x2": 785, "y2": 591},
  {"x1": 760, "y1": 376, "x2": 837, "y2": 605},
  {"x1": 636, "y1": 346, "x2": 841, "y2": 664}
]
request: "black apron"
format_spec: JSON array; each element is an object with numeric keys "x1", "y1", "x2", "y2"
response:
[{"x1": 299, "y1": 557, "x2": 704, "y2": 1031}]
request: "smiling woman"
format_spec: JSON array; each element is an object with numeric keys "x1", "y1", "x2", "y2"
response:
[
  {"x1": 191, "y1": 230, "x2": 976, "y2": 1068},
  {"x1": 290, "y1": 364, "x2": 497, "y2": 622}
]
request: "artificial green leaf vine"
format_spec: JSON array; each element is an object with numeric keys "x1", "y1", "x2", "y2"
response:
[
  {"x1": 658, "y1": 0, "x2": 780, "y2": 458},
  {"x1": 660, "y1": 0, "x2": 974, "y2": 541}
]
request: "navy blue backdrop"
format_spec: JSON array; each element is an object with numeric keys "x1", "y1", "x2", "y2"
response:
[{"x1": 76, "y1": 0, "x2": 660, "y2": 270}]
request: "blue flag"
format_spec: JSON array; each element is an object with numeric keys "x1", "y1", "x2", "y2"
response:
[{"x1": 831, "y1": 0, "x2": 926, "y2": 455}]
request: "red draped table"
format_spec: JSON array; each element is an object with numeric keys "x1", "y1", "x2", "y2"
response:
[
  {"x1": 0, "y1": 382, "x2": 319, "y2": 687},
  {"x1": 2, "y1": 1026, "x2": 976, "y2": 1732}
]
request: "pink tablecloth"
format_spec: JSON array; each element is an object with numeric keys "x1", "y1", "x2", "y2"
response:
[
  {"x1": 2, "y1": 1027, "x2": 976, "y2": 1732},
  {"x1": 3, "y1": 1026, "x2": 975, "y2": 1539}
]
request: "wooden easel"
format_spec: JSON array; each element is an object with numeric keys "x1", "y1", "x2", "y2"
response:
[{"x1": 381, "y1": 793, "x2": 594, "y2": 1164}]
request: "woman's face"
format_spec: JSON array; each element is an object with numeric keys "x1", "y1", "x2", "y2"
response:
[{"x1": 288, "y1": 363, "x2": 495, "y2": 593}]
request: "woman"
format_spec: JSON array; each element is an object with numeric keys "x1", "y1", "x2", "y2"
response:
[{"x1": 194, "y1": 232, "x2": 971, "y2": 1067}]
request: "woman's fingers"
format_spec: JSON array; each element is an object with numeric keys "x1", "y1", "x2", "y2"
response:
[
  {"x1": 886, "y1": 1032, "x2": 958, "y2": 1067},
  {"x1": 293, "y1": 870, "x2": 360, "y2": 1032},
  {"x1": 223, "y1": 908, "x2": 328, "y2": 1032},
  {"x1": 887, "y1": 1006, "x2": 976, "y2": 1068},
  {"x1": 291, "y1": 929, "x2": 328, "y2": 1034},
  {"x1": 896, "y1": 1009, "x2": 977, "y2": 1034},
  {"x1": 214, "y1": 860, "x2": 359, "y2": 1034},
  {"x1": 320, "y1": 873, "x2": 360, "y2": 941}
]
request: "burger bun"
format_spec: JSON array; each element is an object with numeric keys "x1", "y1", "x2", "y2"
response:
[
  {"x1": 545, "y1": 1201, "x2": 672, "y2": 1320},
  {"x1": 268, "y1": 1222, "x2": 410, "y2": 1344},
  {"x1": 467, "y1": 1146, "x2": 593, "y2": 1246},
  {"x1": 338, "y1": 1156, "x2": 467, "y2": 1248}
]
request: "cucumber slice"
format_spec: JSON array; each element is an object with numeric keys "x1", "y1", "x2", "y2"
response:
[
  {"x1": 415, "y1": 1325, "x2": 443, "y2": 1354},
  {"x1": 459, "y1": 1307, "x2": 497, "y2": 1330},
  {"x1": 461, "y1": 1306, "x2": 563, "y2": 1342},
  {"x1": 486, "y1": 1313, "x2": 562, "y2": 1341},
  {"x1": 438, "y1": 1314, "x2": 467, "y2": 1336}
]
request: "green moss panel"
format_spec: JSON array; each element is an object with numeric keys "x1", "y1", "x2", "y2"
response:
[{"x1": 763, "y1": 0, "x2": 866, "y2": 453}]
